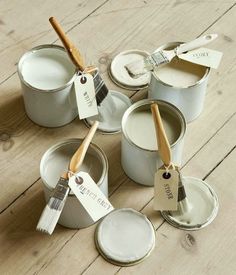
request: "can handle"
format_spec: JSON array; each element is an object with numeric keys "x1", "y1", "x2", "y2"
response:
[
  {"x1": 151, "y1": 103, "x2": 171, "y2": 167},
  {"x1": 176, "y1": 34, "x2": 218, "y2": 55},
  {"x1": 49, "y1": 17, "x2": 85, "y2": 71}
]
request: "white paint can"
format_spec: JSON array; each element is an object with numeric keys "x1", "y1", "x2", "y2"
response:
[
  {"x1": 121, "y1": 99, "x2": 186, "y2": 186},
  {"x1": 17, "y1": 45, "x2": 77, "y2": 127},
  {"x1": 148, "y1": 42, "x2": 210, "y2": 122},
  {"x1": 40, "y1": 138, "x2": 108, "y2": 229}
]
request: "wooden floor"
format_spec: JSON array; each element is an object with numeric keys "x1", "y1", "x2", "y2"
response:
[{"x1": 0, "y1": 0, "x2": 236, "y2": 274}]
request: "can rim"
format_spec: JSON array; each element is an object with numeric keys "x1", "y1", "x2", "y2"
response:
[
  {"x1": 94, "y1": 208, "x2": 156, "y2": 266},
  {"x1": 122, "y1": 99, "x2": 186, "y2": 153},
  {"x1": 161, "y1": 176, "x2": 219, "y2": 230},
  {"x1": 152, "y1": 42, "x2": 210, "y2": 89},
  {"x1": 17, "y1": 44, "x2": 77, "y2": 93},
  {"x1": 40, "y1": 138, "x2": 108, "y2": 196}
]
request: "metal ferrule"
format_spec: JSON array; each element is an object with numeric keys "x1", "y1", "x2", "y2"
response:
[
  {"x1": 51, "y1": 177, "x2": 69, "y2": 201},
  {"x1": 91, "y1": 69, "x2": 109, "y2": 105}
]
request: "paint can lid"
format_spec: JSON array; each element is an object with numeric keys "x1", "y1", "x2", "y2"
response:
[
  {"x1": 95, "y1": 208, "x2": 156, "y2": 266},
  {"x1": 161, "y1": 176, "x2": 219, "y2": 230},
  {"x1": 109, "y1": 50, "x2": 151, "y2": 90},
  {"x1": 85, "y1": 90, "x2": 132, "y2": 134}
]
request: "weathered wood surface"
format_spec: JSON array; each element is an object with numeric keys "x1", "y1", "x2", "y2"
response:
[{"x1": 0, "y1": 0, "x2": 236, "y2": 274}]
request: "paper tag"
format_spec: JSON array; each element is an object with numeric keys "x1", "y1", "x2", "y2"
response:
[
  {"x1": 179, "y1": 47, "x2": 223, "y2": 69},
  {"x1": 68, "y1": 171, "x2": 114, "y2": 222},
  {"x1": 74, "y1": 74, "x2": 98, "y2": 119},
  {"x1": 154, "y1": 167, "x2": 179, "y2": 211}
]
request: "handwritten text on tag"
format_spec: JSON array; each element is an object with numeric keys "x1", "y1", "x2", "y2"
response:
[
  {"x1": 74, "y1": 74, "x2": 98, "y2": 119},
  {"x1": 68, "y1": 171, "x2": 114, "y2": 222},
  {"x1": 179, "y1": 47, "x2": 223, "y2": 69},
  {"x1": 154, "y1": 168, "x2": 179, "y2": 211}
]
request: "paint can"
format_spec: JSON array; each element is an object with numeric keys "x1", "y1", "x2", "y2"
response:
[
  {"x1": 121, "y1": 99, "x2": 186, "y2": 186},
  {"x1": 17, "y1": 44, "x2": 77, "y2": 127},
  {"x1": 40, "y1": 138, "x2": 108, "y2": 229},
  {"x1": 161, "y1": 176, "x2": 219, "y2": 230},
  {"x1": 148, "y1": 42, "x2": 210, "y2": 122},
  {"x1": 109, "y1": 49, "x2": 151, "y2": 90},
  {"x1": 95, "y1": 208, "x2": 156, "y2": 266}
]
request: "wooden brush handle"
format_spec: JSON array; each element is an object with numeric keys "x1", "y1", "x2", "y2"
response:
[
  {"x1": 49, "y1": 17, "x2": 85, "y2": 71},
  {"x1": 69, "y1": 121, "x2": 99, "y2": 173},
  {"x1": 151, "y1": 103, "x2": 171, "y2": 167}
]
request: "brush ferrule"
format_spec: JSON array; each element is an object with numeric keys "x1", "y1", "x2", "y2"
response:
[
  {"x1": 51, "y1": 177, "x2": 70, "y2": 202},
  {"x1": 146, "y1": 51, "x2": 169, "y2": 68}
]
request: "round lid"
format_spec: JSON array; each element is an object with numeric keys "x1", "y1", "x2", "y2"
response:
[
  {"x1": 95, "y1": 208, "x2": 156, "y2": 266},
  {"x1": 162, "y1": 176, "x2": 219, "y2": 230},
  {"x1": 109, "y1": 50, "x2": 151, "y2": 89},
  {"x1": 85, "y1": 90, "x2": 132, "y2": 134}
]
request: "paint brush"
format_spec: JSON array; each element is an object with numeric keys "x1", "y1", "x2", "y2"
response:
[
  {"x1": 36, "y1": 121, "x2": 99, "y2": 234},
  {"x1": 151, "y1": 103, "x2": 187, "y2": 204},
  {"x1": 125, "y1": 34, "x2": 218, "y2": 78},
  {"x1": 49, "y1": 17, "x2": 109, "y2": 106}
]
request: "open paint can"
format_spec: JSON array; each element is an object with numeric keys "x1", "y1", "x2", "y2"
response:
[
  {"x1": 148, "y1": 42, "x2": 210, "y2": 122},
  {"x1": 18, "y1": 44, "x2": 77, "y2": 127},
  {"x1": 40, "y1": 138, "x2": 108, "y2": 229},
  {"x1": 121, "y1": 99, "x2": 186, "y2": 186},
  {"x1": 109, "y1": 49, "x2": 151, "y2": 90},
  {"x1": 162, "y1": 177, "x2": 219, "y2": 230},
  {"x1": 95, "y1": 208, "x2": 156, "y2": 266}
]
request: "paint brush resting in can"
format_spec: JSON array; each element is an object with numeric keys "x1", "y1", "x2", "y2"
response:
[
  {"x1": 36, "y1": 121, "x2": 99, "y2": 234},
  {"x1": 49, "y1": 17, "x2": 114, "y2": 109}
]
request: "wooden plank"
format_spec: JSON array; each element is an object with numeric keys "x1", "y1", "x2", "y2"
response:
[{"x1": 0, "y1": 0, "x2": 107, "y2": 83}]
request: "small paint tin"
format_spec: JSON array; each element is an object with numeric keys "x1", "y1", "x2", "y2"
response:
[
  {"x1": 18, "y1": 44, "x2": 77, "y2": 127},
  {"x1": 109, "y1": 49, "x2": 151, "y2": 90},
  {"x1": 148, "y1": 42, "x2": 210, "y2": 122},
  {"x1": 40, "y1": 138, "x2": 108, "y2": 229},
  {"x1": 162, "y1": 177, "x2": 219, "y2": 230},
  {"x1": 121, "y1": 99, "x2": 186, "y2": 186},
  {"x1": 95, "y1": 208, "x2": 156, "y2": 266}
]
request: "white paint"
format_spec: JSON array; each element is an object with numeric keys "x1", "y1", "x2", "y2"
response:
[
  {"x1": 21, "y1": 47, "x2": 75, "y2": 90},
  {"x1": 166, "y1": 177, "x2": 218, "y2": 229},
  {"x1": 110, "y1": 50, "x2": 150, "y2": 87},
  {"x1": 96, "y1": 208, "x2": 155, "y2": 264},
  {"x1": 125, "y1": 107, "x2": 181, "y2": 151},
  {"x1": 43, "y1": 143, "x2": 103, "y2": 195},
  {"x1": 154, "y1": 57, "x2": 206, "y2": 88}
]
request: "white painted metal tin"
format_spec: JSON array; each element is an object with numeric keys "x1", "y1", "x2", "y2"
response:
[
  {"x1": 148, "y1": 42, "x2": 210, "y2": 123},
  {"x1": 40, "y1": 138, "x2": 108, "y2": 229},
  {"x1": 121, "y1": 99, "x2": 186, "y2": 186},
  {"x1": 18, "y1": 44, "x2": 77, "y2": 127}
]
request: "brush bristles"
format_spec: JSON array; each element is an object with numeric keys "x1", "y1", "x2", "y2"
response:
[
  {"x1": 36, "y1": 198, "x2": 65, "y2": 235},
  {"x1": 125, "y1": 59, "x2": 147, "y2": 77}
]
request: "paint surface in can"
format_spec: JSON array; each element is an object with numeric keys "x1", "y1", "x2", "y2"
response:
[
  {"x1": 20, "y1": 46, "x2": 75, "y2": 90},
  {"x1": 41, "y1": 141, "x2": 104, "y2": 193},
  {"x1": 125, "y1": 104, "x2": 182, "y2": 151},
  {"x1": 154, "y1": 56, "x2": 207, "y2": 88}
]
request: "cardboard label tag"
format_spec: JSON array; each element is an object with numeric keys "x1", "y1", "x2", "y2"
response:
[
  {"x1": 154, "y1": 168, "x2": 179, "y2": 211},
  {"x1": 74, "y1": 74, "x2": 98, "y2": 119},
  {"x1": 68, "y1": 171, "x2": 114, "y2": 222},
  {"x1": 179, "y1": 47, "x2": 223, "y2": 69}
]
